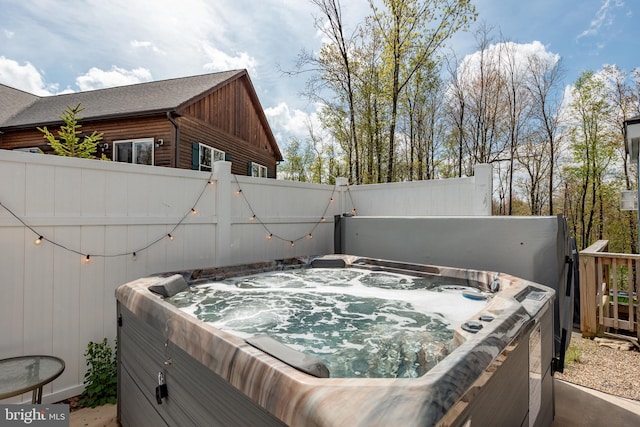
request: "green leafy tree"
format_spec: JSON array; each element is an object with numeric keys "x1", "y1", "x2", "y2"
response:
[
  {"x1": 280, "y1": 137, "x2": 316, "y2": 182},
  {"x1": 565, "y1": 71, "x2": 616, "y2": 249},
  {"x1": 369, "y1": 0, "x2": 476, "y2": 182},
  {"x1": 37, "y1": 103, "x2": 103, "y2": 158}
]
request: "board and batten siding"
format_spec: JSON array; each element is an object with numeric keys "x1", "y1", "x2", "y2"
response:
[
  {"x1": 178, "y1": 115, "x2": 277, "y2": 177},
  {"x1": 181, "y1": 75, "x2": 277, "y2": 159}
]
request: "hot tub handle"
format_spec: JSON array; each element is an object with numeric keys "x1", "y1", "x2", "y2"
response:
[
  {"x1": 156, "y1": 371, "x2": 168, "y2": 404},
  {"x1": 461, "y1": 321, "x2": 484, "y2": 333}
]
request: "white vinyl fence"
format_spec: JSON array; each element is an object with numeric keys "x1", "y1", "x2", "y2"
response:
[{"x1": 0, "y1": 149, "x2": 491, "y2": 403}]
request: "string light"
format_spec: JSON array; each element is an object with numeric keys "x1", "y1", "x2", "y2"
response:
[
  {"x1": 232, "y1": 175, "x2": 357, "y2": 247},
  {"x1": 2, "y1": 171, "x2": 358, "y2": 263}
]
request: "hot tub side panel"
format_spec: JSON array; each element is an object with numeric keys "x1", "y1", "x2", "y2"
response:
[
  {"x1": 117, "y1": 303, "x2": 286, "y2": 427},
  {"x1": 439, "y1": 297, "x2": 554, "y2": 427}
]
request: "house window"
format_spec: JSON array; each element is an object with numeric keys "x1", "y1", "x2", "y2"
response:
[
  {"x1": 14, "y1": 147, "x2": 43, "y2": 154},
  {"x1": 198, "y1": 144, "x2": 225, "y2": 172},
  {"x1": 249, "y1": 162, "x2": 268, "y2": 178},
  {"x1": 113, "y1": 138, "x2": 154, "y2": 165}
]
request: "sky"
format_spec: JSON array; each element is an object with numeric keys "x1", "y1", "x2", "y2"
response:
[{"x1": 0, "y1": 0, "x2": 638, "y2": 150}]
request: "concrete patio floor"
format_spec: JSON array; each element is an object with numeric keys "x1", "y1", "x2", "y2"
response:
[
  {"x1": 69, "y1": 379, "x2": 640, "y2": 426},
  {"x1": 552, "y1": 379, "x2": 640, "y2": 426}
]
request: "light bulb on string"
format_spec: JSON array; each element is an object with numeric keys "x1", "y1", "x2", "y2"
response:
[
  {"x1": 235, "y1": 189, "x2": 242, "y2": 195},
  {"x1": 352, "y1": 208, "x2": 357, "y2": 215},
  {"x1": 266, "y1": 233, "x2": 273, "y2": 240},
  {"x1": 307, "y1": 234, "x2": 313, "y2": 240},
  {"x1": 320, "y1": 217, "x2": 326, "y2": 222},
  {"x1": 250, "y1": 214, "x2": 256, "y2": 221},
  {"x1": 290, "y1": 241, "x2": 295, "y2": 247},
  {"x1": 329, "y1": 197, "x2": 334, "y2": 203},
  {"x1": 0, "y1": 171, "x2": 223, "y2": 262}
]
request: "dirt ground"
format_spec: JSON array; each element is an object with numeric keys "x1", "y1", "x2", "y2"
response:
[{"x1": 69, "y1": 404, "x2": 118, "y2": 427}]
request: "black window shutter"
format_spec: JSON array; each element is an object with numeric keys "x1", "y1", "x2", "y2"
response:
[
  {"x1": 225, "y1": 152, "x2": 232, "y2": 162},
  {"x1": 247, "y1": 162, "x2": 253, "y2": 176},
  {"x1": 191, "y1": 142, "x2": 199, "y2": 170}
]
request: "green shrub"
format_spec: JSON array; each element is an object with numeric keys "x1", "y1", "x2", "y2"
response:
[
  {"x1": 79, "y1": 338, "x2": 117, "y2": 407},
  {"x1": 564, "y1": 343, "x2": 582, "y2": 366}
]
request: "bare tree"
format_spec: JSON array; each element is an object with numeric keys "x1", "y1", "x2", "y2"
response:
[
  {"x1": 525, "y1": 53, "x2": 564, "y2": 215},
  {"x1": 500, "y1": 39, "x2": 531, "y2": 214}
]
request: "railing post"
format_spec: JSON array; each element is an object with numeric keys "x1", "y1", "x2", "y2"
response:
[{"x1": 580, "y1": 252, "x2": 598, "y2": 337}]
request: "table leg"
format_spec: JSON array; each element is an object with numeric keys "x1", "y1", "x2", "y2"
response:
[{"x1": 31, "y1": 387, "x2": 43, "y2": 404}]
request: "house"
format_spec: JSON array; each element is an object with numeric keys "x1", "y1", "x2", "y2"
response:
[{"x1": 0, "y1": 70, "x2": 283, "y2": 177}]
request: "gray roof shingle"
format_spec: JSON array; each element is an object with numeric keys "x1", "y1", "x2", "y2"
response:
[
  {"x1": 0, "y1": 84, "x2": 40, "y2": 125},
  {"x1": 0, "y1": 70, "x2": 244, "y2": 128}
]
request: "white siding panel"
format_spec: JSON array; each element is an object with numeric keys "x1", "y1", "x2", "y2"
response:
[
  {"x1": 23, "y1": 226, "x2": 54, "y2": 355},
  {"x1": 127, "y1": 225, "x2": 155, "y2": 278},
  {"x1": 54, "y1": 166, "x2": 81, "y2": 216},
  {"x1": 105, "y1": 171, "x2": 128, "y2": 217},
  {"x1": 25, "y1": 163, "x2": 55, "y2": 216},
  {"x1": 0, "y1": 227, "x2": 25, "y2": 355},
  {"x1": 52, "y1": 235, "x2": 82, "y2": 395},
  {"x1": 0, "y1": 159, "x2": 26, "y2": 218},
  {"x1": 81, "y1": 168, "x2": 107, "y2": 216},
  {"x1": 78, "y1": 226, "x2": 107, "y2": 345}
]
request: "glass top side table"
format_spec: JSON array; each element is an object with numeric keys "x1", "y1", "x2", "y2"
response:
[{"x1": 0, "y1": 355, "x2": 65, "y2": 404}]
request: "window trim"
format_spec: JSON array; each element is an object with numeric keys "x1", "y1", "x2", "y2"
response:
[
  {"x1": 249, "y1": 161, "x2": 268, "y2": 178},
  {"x1": 197, "y1": 143, "x2": 226, "y2": 172},
  {"x1": 113, "y1": 138, "x2": 155, "y2": 165}
]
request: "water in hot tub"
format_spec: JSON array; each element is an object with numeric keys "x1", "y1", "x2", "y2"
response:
[{"x1": 167, "y1": 268, "x2": 488, "y2": 379}]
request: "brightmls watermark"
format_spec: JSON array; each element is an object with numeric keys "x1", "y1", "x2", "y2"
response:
[{"x1": 0, "y1": 405, "x2": 68, "y2": 426}]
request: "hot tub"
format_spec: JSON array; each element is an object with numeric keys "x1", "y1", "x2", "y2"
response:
[{"x1": 115, "y1": 255, "x2": 555, "y2": 426}]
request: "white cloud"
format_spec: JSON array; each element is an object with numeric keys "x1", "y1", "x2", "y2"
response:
[
  {"x1": 130, "y1": 40, "x2": 166, "y2": 56},
  {"x1": 457, "y1": 40, "x2": 560, "y2": 81},
  {"x1": 75, "y1": 66, "x2": 153, "y2": 91},
  {"x1": 264, "y1": 101, "x2": 323, "y2": 143},
  {"x1": 202, "y1": 44, "x2": 258, "y2": 76},
  {"x1": 577, "y1": 0, "x2": 625, "y2": 40},
  {"x1": 3, "y1": 29, "x2": 14, "y2": 39},
  {"x1": 0, "y1": 56, "x2": 52, "y2": 95}
]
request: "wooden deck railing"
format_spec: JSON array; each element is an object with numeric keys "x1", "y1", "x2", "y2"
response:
[{"x1": 579, "y1": 240, "x2": 639, "y2": 339}]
